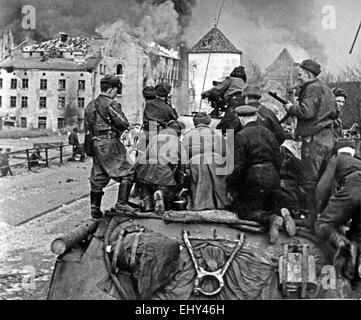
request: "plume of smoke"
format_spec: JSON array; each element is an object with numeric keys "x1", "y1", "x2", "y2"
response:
[
  {"x1": 0, "y1": 0, "x2": 196, "y2": 47},
  {"x1": 96, "y1": 1, "x2": 181, "y2": 48},
  {"x1": 184, "y1": 0, "x2": 327, "y2": 67}
]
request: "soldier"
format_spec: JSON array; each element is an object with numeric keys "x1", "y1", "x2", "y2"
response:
[
  {"x1": 284, "y1": 59, "x2": 339, "y2": 230},
  {"x1": 202, "y1": 66, "x2": 247, "y2": 134},
  {"x1": 226, "y1": 105, "x2": 296, "y2": 244},
  {"x1": 314, "y1": 141, "x2": 361, "y2": 287},
  {"x1": 142, "y1": 82, "x2": 178, "y2": 145},
  {"x1": 183, "y1": 112, "x2": 231, "y2": 210},
  {"x1": 84, "y1": 75, "x2": 135, "y2": 219},
  {"x1": 135, "y1": 120, "x2": 186, "y2": 214},
  {"x1": 242, "y1": 85, "x2": 289, "y2": 146},
  {"x1": 68, "y1": 127, "x2": 84, "y2": 162},
  {"x1": 332, "y1": 87, "x2": 347, "y2": 138}
]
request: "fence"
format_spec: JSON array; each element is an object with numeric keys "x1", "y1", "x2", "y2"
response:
[{"x1": 0, "y1": 142, "x2": 78, "y2": 177}]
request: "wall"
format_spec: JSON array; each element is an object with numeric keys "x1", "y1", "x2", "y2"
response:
[
  {"x1": 0, "y1": 67, "x2": 93, "y2": 130},
  {"x1": 188, "y1": 52, "x2": 242, "y2": 112}
]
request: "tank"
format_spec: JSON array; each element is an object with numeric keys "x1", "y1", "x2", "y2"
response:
[{"x1": 46, "y1": 207, "x2": 358, "y2": 300}]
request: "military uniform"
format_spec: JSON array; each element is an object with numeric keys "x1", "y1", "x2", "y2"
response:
[
  {"x1": 287, "y1": 60, "x2": 338, "y2": 228},
  {"x1": 315, "y1": 153, "x2": 361, "y2": 281},
  {"x1": 226, "y1": 105, "x2": 295, "y2": 243},
  {"x1": 226, "y1": 118, "x2": 282, "y2": 216},
  {"x1": 84, "y1": 75, "x2": 134, "y2": 218},
  {"x1": 142, "y1": 83, "x2": 178, "y2": 144},
  {"x1": 135, "y1": 124, "x2": 186, "y2": 213}
]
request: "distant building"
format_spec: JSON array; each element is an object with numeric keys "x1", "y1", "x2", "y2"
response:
[
  {"x1": 0, "y1": 32, "x2": 182, "y2": 130},
  {"x1": 264, "y1": 48, "x2": 298, "y2": 91},
  {"x1": 0, "y1": 31, "x2": 14, "y2": 61},
  {"x1": 188, "y1": 27, "x2": 243, "y2": 111}
]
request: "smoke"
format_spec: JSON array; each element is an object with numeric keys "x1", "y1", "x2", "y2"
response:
[
  {"x1": 184, "y1": 0, "x2": 328, "y2": 67},
  {"x1": 0, "y1": 0, "x2": 196, "y2": 47}
]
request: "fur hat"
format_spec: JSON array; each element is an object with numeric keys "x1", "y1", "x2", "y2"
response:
[
  {"x1": 300, "y1": 59, "x2": 321, "y2": 76},
  {"x1": 193, "y1": 112, "x2": 211, "y2": 126}
]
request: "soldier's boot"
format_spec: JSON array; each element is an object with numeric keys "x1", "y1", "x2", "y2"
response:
[
  {"x1": 154, "y1": 190, "x2": 165, "y2": 215},
  {"x1": 268, "y1": 214, "x2": 284, "y2": 244},
  {"x1": 115, "y1": 181, "x2": 135, "y2": 214},
  {"x1": 295, "y1": 191, "x2": 317, "y2": 231},
  {"x1": 281, "y1": 208, "x2": 297, "y2": 237},
  {"x1": 90, "y1": 191, "x2": 104, "y2": 219}
]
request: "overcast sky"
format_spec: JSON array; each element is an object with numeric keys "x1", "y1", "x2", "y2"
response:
[{"x1": 184, "y1": 0, "x2": 361, "y2": 73}]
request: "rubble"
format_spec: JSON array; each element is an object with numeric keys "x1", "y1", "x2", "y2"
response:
[{"x1": 23, "y1": 34, "x2": 90, "y2": 54}]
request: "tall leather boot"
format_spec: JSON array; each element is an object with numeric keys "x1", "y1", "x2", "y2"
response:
[
  {"x1": 90, "y1": 191, "x2": 104, "y2": 219},
  {"x1": 115, "y1": 181, "x2": 135, "y2": 213}
]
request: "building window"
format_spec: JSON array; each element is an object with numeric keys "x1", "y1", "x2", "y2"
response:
[
  {"x1": 39, "y1": 97, "x2": 47, "y2": 109},
  {"x1": 10, "y1": 96, "x2": 16, "y2": 107},
  {"x1": 78, "y1": 80, "x2": 85, "y2": 90},
  {"x1": 11, "y1": 78, "x2": 17, "y2": 89},
  {"x1": 116, "y1": 64, "x2": 123, "y2": 75},
  {"x1": 58, "y1": 79, "x2": 66, "y2": 91},
  {"x1": 57, "y1": 118, "x2": 65, "y2": 129},
  {"x1": 117, "y1": 82, "x2": 123, "y2": 95},
  {"x1": 38, "y1": 117, "x2": 47, "y2": 129},
  {"x1": 22, "y1": 79, "x2": 29, "y2": 89},
  {"x1": 21, "y1": 96, "x2": 28, "y2": 108},
  {"x1": 0, "y1": 96, "x2": 2, "y2": 107},
  {"x1": 40, "y1": 79, "x2": 47, "y2": 90},
  {"x1": 58, "y1": 96, "x2": 65, "y2": 108},
  {"x1": 100, "y1": 64, "x2": 104, "y2": 75},
  {"x1": 0, "y1": 78, "x2": 2, "y2": 89},
  {"x1": 10, "y1": 116, "x2": 16, "y2": 121},
  {"x1": 21, "y1": 117, "x2": 27, "y2": 128},
  {"x1": 78, "y1": 97, "x2": 85, "y2": 109}
]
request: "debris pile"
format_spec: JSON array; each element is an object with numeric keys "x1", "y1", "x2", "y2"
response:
[{"x1": 23, "y1": 34, "x2": 89, "y2": 54}]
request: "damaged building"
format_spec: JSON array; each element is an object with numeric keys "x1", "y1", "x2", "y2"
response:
[
  {"x1": 0, "y1": 32, "x2": 182, "y2": 130},
  {"x1": 188, "y1": 27, "x2": 243, "y2": 112}
]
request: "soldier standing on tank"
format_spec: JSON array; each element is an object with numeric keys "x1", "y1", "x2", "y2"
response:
[
  {"x1": 84, "y1": 75, "x2": 135, "y2": 219},
  {"x1": 284, "y1": 59, "x2": 339, "y2": 230}
]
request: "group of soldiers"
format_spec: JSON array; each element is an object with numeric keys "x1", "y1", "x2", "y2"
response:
[{"x1": 84, "y1": 59, "x2": 361, "y2": 287}]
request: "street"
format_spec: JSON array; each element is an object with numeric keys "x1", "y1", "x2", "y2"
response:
[{"x1": 0, "y1": 157, "x2": 118, "y2": 300}]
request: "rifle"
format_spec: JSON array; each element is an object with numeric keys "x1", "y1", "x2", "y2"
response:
[{"x1": 267, "y1": 91, "x2": 291, "y2": 123}]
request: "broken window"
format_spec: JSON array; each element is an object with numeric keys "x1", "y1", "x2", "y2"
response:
[
  {"x1": 0, "y1": 96, "x2": 2, "y2": 107},
  {"x1": 78, "y1": 80, "x2": 85, "y2": 90},
  {"x1": 21, "y1": 96, "x2": 28, "y2": 108},
  {"x1": 21, "y1": 117, "x2": 27, "y2": 128},
  {"x1": 58, "y1": 97, "x2": 65, "y2": 108},
  {"x1": 78, "y1": 97, "x2": 85, "y2": 109},
  {"x1": 58, "y1": 79, "x2": 66, "y2": 91},
  {"x1": 0, "y1": 78, "x2": 2, "y2": 89},
  {"x1": 39, "y1": 97, "x2": 47, "y2": 109},
  {"x1": 40, "y1": 79, "x2": 47, "y2": 90},
  {"x1": 38, "y1": 116, "x2": 47, "y2": 129},
  {"x1": 11, "y1": 78, "x2": 17, "y2": 89},
  {"x1": 22, "y1": 79, "x2": 29, "y2": 89},
  {"x1": 10, "y1": 96, "x2": 16, "y2": 107}
]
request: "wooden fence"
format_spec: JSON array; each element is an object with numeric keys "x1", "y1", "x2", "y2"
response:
[{"x1": 0, "y1": 142, "x2": 77, "y2": 176}]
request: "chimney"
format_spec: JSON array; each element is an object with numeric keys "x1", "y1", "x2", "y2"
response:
[{"x1": 59, "y1": 32, "x2": 69, "y2": 43}]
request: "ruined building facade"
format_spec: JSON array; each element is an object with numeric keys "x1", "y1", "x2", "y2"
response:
[{"x1": 0, "y1": 33, "x2": 182, "y2": 130}]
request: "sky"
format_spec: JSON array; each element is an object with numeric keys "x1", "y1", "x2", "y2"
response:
[{"x1": 183, "y1": 0, "x2": 361, "y2": 73}]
